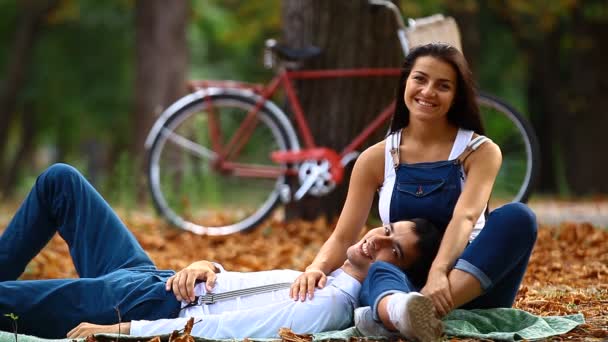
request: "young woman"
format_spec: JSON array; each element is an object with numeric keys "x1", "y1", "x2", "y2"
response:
[{"x1": 289, "y1": 43, "x2": 537, "y2": 341}]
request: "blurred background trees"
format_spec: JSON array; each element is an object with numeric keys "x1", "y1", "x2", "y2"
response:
[{"x1": 1, "y1": 0, "x2": 606, "y2": 215}]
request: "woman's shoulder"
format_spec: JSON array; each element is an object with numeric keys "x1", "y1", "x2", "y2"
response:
[
  {"x1": 470, "y1": 133, "x2": 501, "y2": 155},
  {"x1": 352, "y1": 140, "x2": 386, "y2": 184},
  {"x1": 359, "y1": 140, "x2": 386, "y2": 163},
  {"x1": 465, "y1": 133, "x2": 502, "y2": 168}
]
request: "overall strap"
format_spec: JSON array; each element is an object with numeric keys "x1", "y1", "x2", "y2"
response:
[
  {"x1": 389, "y1": 130, "x2": 401, "y2": 169},
  {"x1": 183, "y1": 282, "x2": 292, "y2": 308},
  {"x1": 457, "y1": 135, "x2": 491, "y2": 164}
]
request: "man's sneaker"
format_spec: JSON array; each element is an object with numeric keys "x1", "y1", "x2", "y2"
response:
[
  {"x1": 392, "y1": 292, "x2": 443, "y2": 342},
  {"x1": 353, "y1": 306, "x2": 400, "y2": 338}
]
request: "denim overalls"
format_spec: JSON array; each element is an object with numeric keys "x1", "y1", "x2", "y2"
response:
[
  {"x1": 359, "y1": 130, "x2": 537, "y2": 319},
  {"x1": 0, "y1": 164, "x2": 181, "y2": 338}
]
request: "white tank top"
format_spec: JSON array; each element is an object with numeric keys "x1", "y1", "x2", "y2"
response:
[{"x1": 378, "y1": 128, "x2": 487, "y2": 241}]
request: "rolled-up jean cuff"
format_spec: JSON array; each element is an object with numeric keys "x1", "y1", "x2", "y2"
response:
[
  {"x1": 454, "y1": 259, "x2": 492, "y2": 291},
  {"x1": 372, "y1": 290, "x2": 402, "y2": 321}
]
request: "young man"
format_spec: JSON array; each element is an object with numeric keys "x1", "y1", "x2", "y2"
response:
[{"x1": 0, "y1": 164, "x2": 441, "y2": 339}]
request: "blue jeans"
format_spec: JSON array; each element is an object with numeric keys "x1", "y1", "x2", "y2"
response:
[
  {"x1": 0, "y1": 164, "x2": 180, "y2": 338},
  {"x1": 360, "y1": 202, "x2": 537, "y2": 319}
]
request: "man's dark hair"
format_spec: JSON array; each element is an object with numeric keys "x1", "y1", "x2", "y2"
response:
[{"x1": 403, "y1": 218, "x2": 443, "y2": 288}]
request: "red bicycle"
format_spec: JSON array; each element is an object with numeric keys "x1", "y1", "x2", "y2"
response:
[{"x1": 145, "y1": 0, "x2": 539, "y2": 235}]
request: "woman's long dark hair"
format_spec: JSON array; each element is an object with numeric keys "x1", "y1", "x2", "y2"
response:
[{"x1": 388, "y1": 43, "x2": 484, "y2": 135}]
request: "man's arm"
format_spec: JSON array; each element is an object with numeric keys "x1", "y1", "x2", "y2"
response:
[
  {"x1": 167, "y1": 260, "x2": 223, "y2": 302},
  {"x1": 67, "y1": 322, "x2": 131, "y2": 338}
]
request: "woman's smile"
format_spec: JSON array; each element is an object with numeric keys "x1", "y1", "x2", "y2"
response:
[{"x1": 414, "y1": 97, "x2": 438, "y2": 109}]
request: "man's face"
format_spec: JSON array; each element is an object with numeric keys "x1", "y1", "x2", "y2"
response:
[{"x1": 346, "y1": 221, "x2": 421, "y2": 273}]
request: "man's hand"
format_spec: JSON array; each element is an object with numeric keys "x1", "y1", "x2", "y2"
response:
[
  {"x1": 166, "y1": 260, "x2": 219, "y2": 302},
  {"x1": 66, "y1": 322, "x2": 131, "y2": 338},
  {"x1": 420, "y1": 269, "x2": 454, "y2": 317},
  {"x1": 289, "y1": 269, "x2": 326, "y2": 301}
]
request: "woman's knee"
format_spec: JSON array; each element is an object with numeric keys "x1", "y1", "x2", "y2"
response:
[{"x1": 494, "y1": 202, "x2": 538, "y2": 242}]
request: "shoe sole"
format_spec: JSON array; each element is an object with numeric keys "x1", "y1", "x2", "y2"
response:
[{"x1": 405, "y1": 295, "x2": 443, "y2": 342}]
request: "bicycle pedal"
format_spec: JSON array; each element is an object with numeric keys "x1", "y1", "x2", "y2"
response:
[{"x1": 279, "y1": 184, "x2": 292, "y2": 203}]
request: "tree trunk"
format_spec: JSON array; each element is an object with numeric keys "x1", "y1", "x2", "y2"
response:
[
  {"x1": 132, "y1": 0, "x2": 189, "y2": 199},
  {"x1": 281, "y1": 0, "x2": 402, "y2": 220},
  {"x1": 0, "y1": 0, "x2": 58, "y2": 197},
  {"x1": 557, "y1": 14, "x2": 608, "y2": 193},
  {"x1": 525, "y1": 31, "x2": 562, "y2": 194},
  {"x1": 2, "y1": 102, "x2": 36, "y2": 197},
  {"x1": 446, "y1": 2, "x2": 481, "y2": 73}
]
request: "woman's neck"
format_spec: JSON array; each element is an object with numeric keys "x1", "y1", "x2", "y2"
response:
[{"x1": 403, "y1": 119, "x2": 458, "y2": 145}]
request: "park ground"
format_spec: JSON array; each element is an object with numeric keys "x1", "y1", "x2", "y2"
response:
[{"x1": 0, "y1": 200, "x2": 606, "y2": 341}]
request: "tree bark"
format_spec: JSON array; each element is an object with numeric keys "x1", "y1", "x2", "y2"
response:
[
  {"x1": 557, "y1": 12, "x2": 608, "y2": 193},
  {"x1": 2, "y1": 102, "x2": 36, "y2": 197},
  {"x1": 445, "y1": 2, "x2": 481, "y2": 73},
  {"x1": 525, "y1": 30, "x2": 562, "y2": 193},
  {"x1": 132, "y1": 0, "x2": 189, "y2": 198},
  {"x1": 0, "y1": 0, "x2": 58, "y2": 196},
  {"x1": 281, "y1": 0, "x2": 402, "y2": 220}
]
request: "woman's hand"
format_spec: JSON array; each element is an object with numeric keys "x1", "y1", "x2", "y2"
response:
[
  {"x1": 290, "y1": 269, "x2": 327, "y2": 301},
  {"x1": 166, "y1": 260, "x2": 219, "y2": 302},
  {"x1": 421, "y1": 269, "x2": 454, "y2": 317},
  {"x1": 67, "y1": 322, "x2": 131, "y2": 338}
]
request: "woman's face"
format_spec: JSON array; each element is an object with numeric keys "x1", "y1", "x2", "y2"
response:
[{"x1": 403, "y1": 56, "x2": 457, "y2": 122}]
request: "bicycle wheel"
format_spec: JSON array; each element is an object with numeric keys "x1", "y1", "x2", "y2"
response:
[
  {"x1": 477, "y1": 92, "x2": 540, "y2": 206},
  {"x1": 147, "y1": 90, "x2": 295, "y2": 235}
]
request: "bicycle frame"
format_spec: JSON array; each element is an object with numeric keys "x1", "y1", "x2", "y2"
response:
[{"x1": 189, "y1": 66, "x2": 401, "y2": 185}]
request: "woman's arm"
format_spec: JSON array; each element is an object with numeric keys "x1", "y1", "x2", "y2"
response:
[
  {"x1": 422, "y1": 140, "x2": 502, "y2": 315},
  {"x1": 290, "y1": 143, "x2": 385, "y2": 300}
]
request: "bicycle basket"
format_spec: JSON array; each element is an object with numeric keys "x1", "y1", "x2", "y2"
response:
[{"x1": 406, "y1": 16, "x2": 462, "y2": 52}]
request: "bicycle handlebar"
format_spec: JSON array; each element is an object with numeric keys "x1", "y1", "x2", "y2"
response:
[
  {"x1": 368, "y1": 0, "x2": 409, "y2": 56},
  {"x1": 368, "y1": 0, "x2": 406, "y2": 30}
]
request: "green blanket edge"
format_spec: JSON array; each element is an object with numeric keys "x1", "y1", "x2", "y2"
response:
[{"x1": 0, "y1": 308, "x2": 585, "y2": 342}]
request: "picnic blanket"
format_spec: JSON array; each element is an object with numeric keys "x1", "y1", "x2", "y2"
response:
[{"x1": 0, "y1": 308, "x2": 584, "y2": 342}]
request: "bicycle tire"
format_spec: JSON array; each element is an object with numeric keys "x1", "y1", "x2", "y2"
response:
[
  {"x1": 146, "y1": 89, "x2": 298, "y2": 235},
  {"x1": 476, "y1": 92, "x2": 540, "y2": 204}
]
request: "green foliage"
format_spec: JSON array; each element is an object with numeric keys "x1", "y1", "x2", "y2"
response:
[
  {"x1": 3, "y1": 313, "x2": 18, "y2": 342},
  {"x1": 3, "y1": 313, "x2": 18, "y2": 321},
  {"x1": 26, "y1": 0, "x2": 134, "y2": 150},
  {"x1": 0, "y1": 1, "x2": 17, "y2": 74},
  {"x1": 398, "y1": 0, "x2": 446, "y2": 17},
  {"x1": 189, "y1": 0, "x2": 280, "y2": 80},
  {"x1": 2, "y1": 0, "x2": 607, "y2": 198},
  {"x1": 105, "y1": 151, "x2": 138, "y2": 208}
]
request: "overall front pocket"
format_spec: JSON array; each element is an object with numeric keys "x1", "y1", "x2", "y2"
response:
[{"x1": 396, "y1": 179, "x2": 446, "y2": 197}]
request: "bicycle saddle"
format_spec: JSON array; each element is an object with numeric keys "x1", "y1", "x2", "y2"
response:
[{"x1": 271, "y1": 44, "x2": 322, "y2": 61}]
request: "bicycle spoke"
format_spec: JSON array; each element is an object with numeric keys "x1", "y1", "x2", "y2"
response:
[{"x1": 162, "y1": 127, "x2": 217, "y2": 160}]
